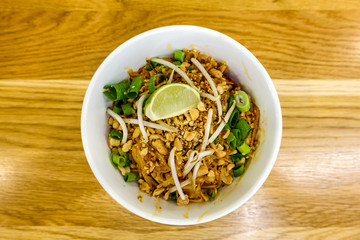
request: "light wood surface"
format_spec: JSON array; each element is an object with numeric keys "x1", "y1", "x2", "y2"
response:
[{"x1": 1, "y1": 1, "x2": 359, "y2": 239}]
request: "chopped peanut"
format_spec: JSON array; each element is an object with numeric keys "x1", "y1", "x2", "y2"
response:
[
  {"x1": 109, "y1": 137, "x2": 120, "y2": 147},
  {"x1": 174, "y1": 138, "x2": 183, "y2": 151},
  {"x1": 209, "y1": 68, "x2": 223, "y2": 78},
  {"x1": 197, "y1": 101, "x2": 206, "y2": 111},
  {"x1": 177, "y1": 195, "x2": 189, "y2": 206},
  {"x1": 152, "y1": 139, "x2": 168, "y2": 155},
  {"x1": 189, "y1": 108, "x2": 200, "y2": 121},
  {"x1": 122, "y1": 140, "x2": 133, "y2": 152},
  {"x1": 222, "y1": 129, "x2": 230, "y2": 139},
  {"x1": 215, "y1": 150, "x2": 226, "y2": 158},
  {"x1": 132, "y1": 127, "x2": 141, "y2": 138},
  {"x1": 184, "y1": 131, "x2": 196, "y2": 141}
]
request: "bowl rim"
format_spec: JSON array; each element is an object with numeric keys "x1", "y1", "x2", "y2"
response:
[{"x1": 81, "y1": 25, "x2": 282, "y2": 225}]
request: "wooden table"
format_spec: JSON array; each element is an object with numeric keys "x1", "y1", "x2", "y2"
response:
[{"x1": 1, "y1": 1, "x2": 360, "y2": 239}]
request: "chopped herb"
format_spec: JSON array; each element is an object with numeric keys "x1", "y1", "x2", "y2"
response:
[
  {"x1": 234, "y1": 90, "x2": 250, "y2": 112},
  {"x1": 148, "y1": 74, "x2": 166, "y2": 93},
  {"x1": 124, "y1": 172, "x2": 139, "y2": 182},
  {"x1": 233, "y1": 164, "x2": 245, "y2": 177},
  {"x1": 112, "y1": 106, "x2": 122, "y2": 114},
  {"x1": 237, "y1": 142, "x2": 251, "y2": 155},
  {"x1": 145, "y1": 62, "x2": 153, "y2": 71},
  {"x1": 103, "y1": 80, "x2": 130, "y2": 101},
  {"x1": 126, "y1": 77, "x2": 143, "y2": 99},
  {"x1": 205, "y1": 188, "x2": 216, "y2": 199},
  {"x1": 121, "y1": 102, "x2": 135, "y2": 116},
  {"x1": 174, "y1": 50, "x2": 185, "y2": 62},
  {"x1": 109, "y1": 130, "x2": 123, "y2": 140}
]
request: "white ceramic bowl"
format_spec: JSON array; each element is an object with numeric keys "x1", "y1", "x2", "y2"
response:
[{"x1": 81, "y1": 25, "x2": 282, "y2": 225}]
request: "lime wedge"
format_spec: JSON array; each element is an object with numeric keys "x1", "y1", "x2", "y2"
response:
[{"x1": 144, "y1": 83, "x2": 200, "y2": 121}]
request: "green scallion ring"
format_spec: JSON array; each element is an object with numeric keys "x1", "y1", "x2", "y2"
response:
[
  {"x1": 205, "y1": 188, "x2": 216, "y2": 199},
  {"x1": 151, "y1": 57, "x2": 160, "y2": 67},
  {"x1": 103, "y1": 80, "x2": 130, "y2": 101},
  {"x1": 109, "y1": 130, "x2": 123, "y2": 140},
  {"x1": 228, "y1": 109, "x2": 240, "y2": 128},
  {"x1": 148, "y1": 74, "x2": 166, "y2": 94},
  {"x1": 124, "y1": 172, "x2": 139, "y2": 182},
  {"x1": 235, "y1": 118, "x2": 252, "y2": 141},
  {"x1": 237, "y1": 142, "x2": 251, "y2": 155},
  {"x1": 234, "y1": 90, "x2": 250, "y2": 112},
  {"x1": 174, "y1": 50, "x2": 185, "y2": 62},
  {"x1": 233, "y1": 164, "x2": 245, "y2": 177},
  {"x1": 226, "y1": 132, "x2": 237, "y2": 149},
  {"x1": 126, "y1": 77, "x2": 143, "y2": 99},
  {"x1": 145, "y1": 62, "x2": 153, "y2": 71},
  {"x1": 121, "y1": 103, "x2": 135, "y2": 116},
  {"x1": 112, "y1": 106, "x2": 121, "y2": 114}
]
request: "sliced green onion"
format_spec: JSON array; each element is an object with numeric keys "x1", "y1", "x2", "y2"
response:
[
  {"x1": 124, "y1": 172, "x2": 139, "y2": 182},
  {"x1": 228, "y1": 95, "x2": 235, "y2": 107},
  {"x1": 121, "y1": 103, "x2": 135, "y2": 116},
  {"x1": 145, "y1": 62, "x2": 153, "y2": 71},
  {"x1": 126, "y1": 77, "x2": 143, "y2": 99},
  {"x1": 235, "y1": 119, "x2": 252, "y2": 141},
  {"x1": 169, "y1": 192, "x2": 177, "y2": 200},
  {"x1": 103, "y1": 81, "x2": 130, "y2": 101},
  {"x1": 223, "y1": 123, "x2": 230, "y2": 131},
  {"x1": 118, "y1": 150, "x2": 130, "y2": 167},
  {"x1": 233, "y1": 164, "x2": 245, "y2": 177},
  {"x1": 151, "y1": 57, "x2": 160, "y2": 67},
  {"x1": 237, "y1": 142, "x2": 251, "y2": 155},
  {"x1": 112, "y1": 106, "x2": 121, "y2": 114},
  {"x1": 226, "y1": 132, "x2": 237, "y2": 149},
  {"x1": 205, "y1": 188, "x2": 216, "y2": 200},
  {"x1": 174, "y1": 50, "x2": 185, "y2": 62},
  {"x1": 228, "y1": 109, "x2": 239, "y2": 128},
  {"x1": 230, "y1": 152, "x2": 247, "y2": 162},
  {"x1": 173, "y1": 61, "x2": 182, "y2": 66},
  {"x1": 148, "y1": 74, "x2": 166, "y2": 94},
  {"x1": 230, "y1": 152, "x2": 241, "y2": 162},
  {"x1": 159, "y1": 65, "x2": 168, "y2": 71},
  {"x1": 110, "y1": 151, "x2": 118, "y2": 168},
  {"x1": 110, "y1": 149, "x2": 130, "y2": 168},
  {"x1": 234, "y1": 90, "x2": 250, "y2": 112},
  {"x1": 109, "y1": 130, "x2": 123, "y2": 140}
]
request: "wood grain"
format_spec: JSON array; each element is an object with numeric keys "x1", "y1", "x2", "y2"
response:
[
  {"x1": 0, "y1": 79, "x2": 359, "y2": 239},
  {"x1": 2, "y1": 0, "x2": 360, "y2": 11},
  {"x1": 1, "y1": 10, "x2": 360, "y2": 80},
  {"x1": 1, "y1": 0, "x2": 360, "y2": 239}
]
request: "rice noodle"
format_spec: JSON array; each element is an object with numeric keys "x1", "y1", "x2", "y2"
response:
[
  {"x1": 169, "y1": 147, "x2": 185, "y2": 200},
  {"x1": 107, "y1": 108, "x2": 128, "y2": 144},
  {"x1": 150, "y1": 58, "x2": 218, "y2": 102},
  {"x1": 169, "y1": 179, "x2": 191, "y2": 193},
  {"x1": 137, "y1": 93, "x2": 150, "y2": 142},
  {"x1": 123, "y1": 119, "x2": 176, "y2": 132},
  {"x1": 208, "y1": 100, "x2": 236, "y2": 143},
  {"x1": 191, "y1": 58, "x2": 223, "y2": 121},
  {"x1": 167, "y1": 66, "x2": 178, "y2": 84}
]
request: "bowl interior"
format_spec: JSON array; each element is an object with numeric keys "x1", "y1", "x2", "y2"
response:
[{"x1": 81, "y1": 26, "x2": 282, "y2": 225}]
